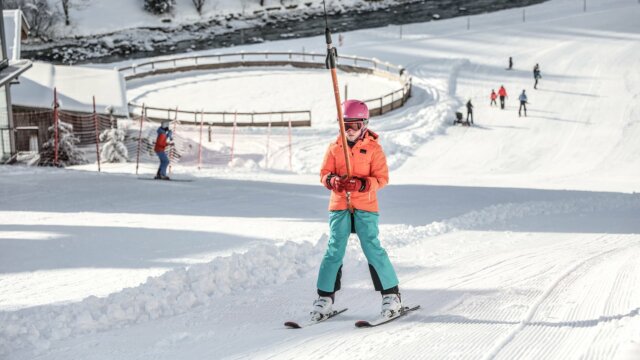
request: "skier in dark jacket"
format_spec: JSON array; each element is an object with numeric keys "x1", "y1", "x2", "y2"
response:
[
  {"x1": 466, "y1": 99, "x2": 474, "y2": 125},
  {"x1": 508, "y1": 56, "x2": 513, "y2": 70},
  {"x1": 533, "y1": 64, "x2": 542, "y2": 89},
  {"x1": 154, "y1": 121, "x2": 173, "y2": 180}
]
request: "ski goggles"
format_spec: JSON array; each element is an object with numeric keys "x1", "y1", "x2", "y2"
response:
[{"x1": 343, "y1": 120, "x2": 365, "y2": 131}]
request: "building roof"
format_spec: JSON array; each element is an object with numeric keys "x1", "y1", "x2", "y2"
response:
[
  {"x1": 0, "y1": 59, "x2": 31, "y2": 87},
  {"x1": 11, "y1": 62, "x2": 129, "y2": 117},
  {"x1": 3, "y1": 10, "x2": 29, "y2": 61}
]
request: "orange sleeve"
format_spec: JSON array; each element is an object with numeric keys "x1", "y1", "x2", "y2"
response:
[
  {"x1": 366, "y1": 144, "x2": 389, "y2": 192},
  {"x1": 320, "y1": 144, "x2": 336, "y2": 186}
]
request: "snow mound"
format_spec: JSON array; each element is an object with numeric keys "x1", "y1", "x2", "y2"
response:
[{"x1": 0, "y1": 237, "x2": 327, "y2": 356}]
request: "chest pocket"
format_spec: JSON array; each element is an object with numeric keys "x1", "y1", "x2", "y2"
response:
[{"x1": 352, "y1": 148, "x2": 372, "y2": 176}]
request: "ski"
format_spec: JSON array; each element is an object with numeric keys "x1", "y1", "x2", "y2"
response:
[
  {"x1": 354, "y1": 305, "x2": 420, "y2": 328},
  {"x1": 137, "y1": 178, "x2": 193, "y2": 182},
  {"x1": 284, "y1": 308, "x2": 348, "y2": 329}
]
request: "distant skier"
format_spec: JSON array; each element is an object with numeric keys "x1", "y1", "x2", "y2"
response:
[
  {"x1": 498, "y1": 85, "x2": 508, "y2": 109},
  {"x1": 490, "y1": 89, "x2": 497, "y2": 107},
  {"x1": 533, "y1": 63, "x2": 542, "y2": 89},
  {"x1": 466, "y1": 99, "x2": 474, "y2": 125},
  {"x1": 154, "y1": 121, "x2": 173, "y2": 180},
  {"x1": 518, "y1": 89, "x2": 528, "y2": 117},
  {"x1": 508, "y1": 56, "x2": 513, "y2": 70},
  {"x1": 312, "y1": 100, "x2": 402, "y2": 321}
]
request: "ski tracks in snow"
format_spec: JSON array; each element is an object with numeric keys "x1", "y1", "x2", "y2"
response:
[{"x1": 484, "y1": 238, "x2": 640, "y2": 359}]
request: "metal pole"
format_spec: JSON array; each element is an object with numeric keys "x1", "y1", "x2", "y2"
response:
[
  {"x1": 93, "y1": 96, "x2": 101, "y2": 172},
  {"x1": 467, "y1": 17, "x2": 470, "y2": 30}
]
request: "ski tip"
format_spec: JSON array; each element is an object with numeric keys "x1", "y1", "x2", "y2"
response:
[
  {"x1": 284, "y1": 321, "x2": 302, "y2": 329},
  {"x1": 354, "y1": 320, "x2": 372, "y2": 328}
]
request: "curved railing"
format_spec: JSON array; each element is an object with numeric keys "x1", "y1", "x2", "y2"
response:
[{"x1": 119, "y1": 51, "x2": 411, "y2": 126}]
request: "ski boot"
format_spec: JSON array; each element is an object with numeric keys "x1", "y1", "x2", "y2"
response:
[
  {"x1": 310, "y1": 296, "x2": 333, "y2": 321},
  {"x1": 381, "y1": 293, "x2": 402, "y2": 318}
]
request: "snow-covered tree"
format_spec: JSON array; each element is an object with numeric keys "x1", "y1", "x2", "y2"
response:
[
  {"x1": 99, "y1": 127, "x2": 129, "y2": 163},
  {"x1": 40, "y1": 120, "x2": 88, "y2": 167},
  {"x1": 3, "y1": 0, "x2": 59, "y2": 39},
  {"x1": 144, "y1": 0, "x2": 175, "y2": 15}
]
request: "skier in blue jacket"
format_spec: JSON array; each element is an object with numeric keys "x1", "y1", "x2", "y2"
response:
[{"x1": 518, "y1": 90, "x2": 528, "y2": 117}]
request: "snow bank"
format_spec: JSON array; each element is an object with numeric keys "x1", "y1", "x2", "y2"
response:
[
  {"x1": 0, "y1": 238, "x2": 326, "y2": 356},
  {"x1": 381, "y1": 193, "x2": 640, "y2": 249}
]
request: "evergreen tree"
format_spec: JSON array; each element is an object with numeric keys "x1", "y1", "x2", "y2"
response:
[
  {"x1": 99, "y1": 127, "x2": 129, "y2": 163},
  {"x1": 144, "y1": 0, "x2": 175, "y2": 15},
  {"x1": 40, "y1": 120, "x2": 88, "y2": 167}
]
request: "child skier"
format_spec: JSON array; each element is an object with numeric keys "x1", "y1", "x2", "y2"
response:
[
  {"x1": 312, "y1": 99, "x2": 401, "y2": 321},
  {"x1": 154, "y1": 121, "x2": 173, "y2": 180},
  {"x1": 490, "y1": 89, "x2": 497, "y2": 107}
]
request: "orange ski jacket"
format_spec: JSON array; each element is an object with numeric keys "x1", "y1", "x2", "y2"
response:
[{"x1": 320, "y1": 130, "x2": 389, "y2": 212}]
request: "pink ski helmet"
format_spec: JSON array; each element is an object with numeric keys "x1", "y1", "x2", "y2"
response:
[{"x1": 342, "y1": 100, "x2": 369, "y2": 123}]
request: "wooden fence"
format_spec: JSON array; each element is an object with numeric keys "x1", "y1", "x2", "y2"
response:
[{"x1": 119, "y1": 51, "x2": 411, "y2": 125}]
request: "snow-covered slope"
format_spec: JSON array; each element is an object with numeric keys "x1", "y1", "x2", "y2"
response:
[{"x1": 1, "y1": 0, "x2": 639, "y2": 359}]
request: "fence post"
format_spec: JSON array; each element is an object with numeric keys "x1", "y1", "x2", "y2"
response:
[
  {"x1": 344, "y1": 84, "x2": 348, "y2": 100},
  {"x1": 230, "y1": 111, "x2": 237, "y2": 164},
  {"x1": 265, "y1": 119, "x2": 271, "y2": 169},
  {"x1": 93, "y1": 96, "x2": 101, "y2": 172},
  {"x1": 169, "y1": 108, "x2": 178, "y2": 175},
  {"x1": 379, "y1": 98, "x2": 383, "y2": 114},
  {"x1": 288, "y1": 115, "x2": 292, "y2": 171},
  {"x1": 53, "y1": 87, "x2": 59, "y2": 166},
  {"x1": 208, "y1": 124, "x2": 212, "y2": 142},
  {"x1": 198, "y1": 110, "x2": 204, "y2": 170},
  {"x1": 135, "y1": 104, "x2": 145, "y2": 175}
]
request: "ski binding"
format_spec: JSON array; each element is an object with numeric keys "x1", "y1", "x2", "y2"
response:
[{"x1": 284, "y1": 308, "x2": 348, "y2": 329}]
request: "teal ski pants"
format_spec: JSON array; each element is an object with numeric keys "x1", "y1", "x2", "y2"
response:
[{"x1": 317, "y1": 210, "x2": 399, "y2": 293}]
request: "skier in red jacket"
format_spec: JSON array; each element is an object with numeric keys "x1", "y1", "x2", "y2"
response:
[
  {"x1": 490, "y1": 90, "x2": 497, "y2": 107},
  {"x1": 498, "y1": 85, "x2": 508, "y2": 109},
  {"x1": 154, "y1": 121, "x2": 173, "y2": 180}
]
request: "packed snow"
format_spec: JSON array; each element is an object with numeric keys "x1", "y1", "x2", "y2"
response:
[{"x1": 1, "y1": 0, "x2": 640, "y2": 359}]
